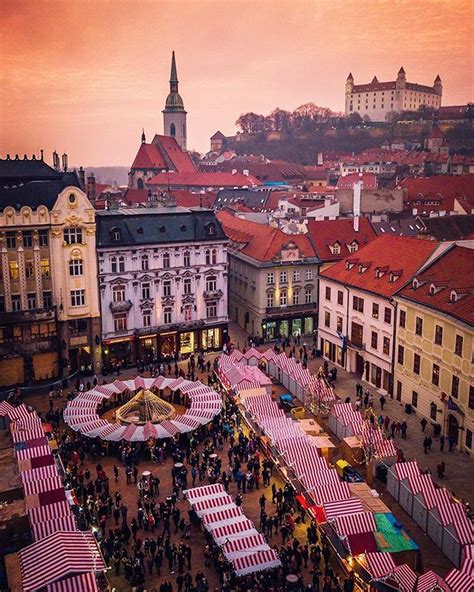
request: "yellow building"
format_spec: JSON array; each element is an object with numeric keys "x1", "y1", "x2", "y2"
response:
[{"x1": 394, "y1": 244, "x2": 474, "y2": 455}]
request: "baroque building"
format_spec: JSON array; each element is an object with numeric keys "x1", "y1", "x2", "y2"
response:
[
  {"x1": 345, "y1": 67, "x2": 442, "y2": 122},
  {"x1": 0, "y1": 155, "x2": 101, "y2": 387},
  {"x1": 96, "y1": 206, "x2": 228, "y2": 367}
]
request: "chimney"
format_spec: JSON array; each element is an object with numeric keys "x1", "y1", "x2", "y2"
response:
[
  {"x1": 353, "y1": 180, "x2": 362, "y2": 232},
  {"x1": 87, "y1": 173, "x2": 96, "y2": 203},
  {"x1": 53, "y1": 151, "x2": 60, "y2": 171},
  {"x1": 317, "y1": 152, "x2": 323, "y2": 166},
  {"x1": 231, "y1": 169, "x2": 237, "y2": 175},
  {"x1": 243, "y1": 169, "x2": 249, "y2": 176},
  {"x1": 78, "y1": 166, "x2": 85, "y2": 190},
  {"x1": 61, "y1": 153, "x2": 68, "y2": 172}
]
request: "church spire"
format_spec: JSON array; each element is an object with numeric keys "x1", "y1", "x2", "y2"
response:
[
  {"x1": 141, "y1": 128, "x2": 146, "y2": 143},
  {"x1": 170, "y1": 50, "x2": 178, "y2": 90}
]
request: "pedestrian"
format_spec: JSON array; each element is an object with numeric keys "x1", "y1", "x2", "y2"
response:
[
  {"x1": 420, "y1": 417, "x2": 428, "y2": 432},
  {"x1": 440, "y1": 434, "x2": 445, "y2": 452},
  {"x1": 379, "y1": 395, "x2": 386, "y2": 410},
  {"x1": 423, "y1": 436, "x2": 429, "y2": 454},
  {"x1": 401, "y1": 419, "x2": 408, "y2": 440},
  {"x1": 448, "y1": 435, "x2": 456, "y2": 452},
  {"x1": 437, "y1": 461, "x2": 445, "y2": 479}
]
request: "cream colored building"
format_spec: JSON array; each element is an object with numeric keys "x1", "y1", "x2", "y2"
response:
[{"x1": 394, "y1": 244, "x2": 474, "y2": 454}]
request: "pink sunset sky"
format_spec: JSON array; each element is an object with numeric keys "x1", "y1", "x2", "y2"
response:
[{"x1": 0, "y1": 0, "x2": 473, "y2": 166}]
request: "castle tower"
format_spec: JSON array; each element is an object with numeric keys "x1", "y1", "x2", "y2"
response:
[
  {"x1": 346, "y1": 72, "x2": 354, "y2": 94},
  {"x1": 434, "y1": 74, "x2": 443, "y2": 97},
  {"x1": 396, "y1": 66, "x2": 406, "y2": 89},
  {"x1": 162, "y1": 51, "x2": 187, "y2": 150}
]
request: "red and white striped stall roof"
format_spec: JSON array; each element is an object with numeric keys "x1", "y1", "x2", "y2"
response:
[
  {"x1": 391, "y1": 564, "x2": 417, "y2": 592},
  {"x1": 46, "y1": 572, "x2": 99, "y2": 592},
  {"x1": 143, "y1": 421, "x2": 158, "y2": 439},
  {"x1": 364, "y1": 552, "x2": 396, "y2": 578},
  {"x1": 419, "y1": 487, "x2": 451, "y2": 510},
  {"x1": 202, "y1": 507, "x2": 245, "y2": 528},
  {"x1": 222, "y1": 533, "x2": 269, "y2": 560},
  {"x1": 212, "y1": 520, "x2": 257, "y2": 544},
  {"x1": 192, "y1": 495, "x2": 234, "y2": 516},
  {"x1": 121, "y1": 423, "x2": 138, "y2": 441},
  {"x1": 21, "y1": 465, "x2": 58, "y2": 483},
  {"x1": 450, "y1": 513, "x2": 474, "y2": 545},
  {"x1": 16, "y1": 445, "x2": 52, "y2": 460},
  {"x1": 0, "y1": 403, "x2": 32, "y2": 420},
  {"x1": 445, "y1": 567, "x2": 474, "y2": 592},
  {"x1": 243, "y1": 347, "x2": 262, "y2": 360},
  {"x1": 28, "y1": 501, "x2": 71, "y2": 523},
  {"x1": 23, "y1": 476, "x2": 63, "y2": 496},
  {"x1": 334, "y1": 512, "x2": 377, "y2": 536},
  {"x1": 392, "y1": 461, "x2": 420, "y2": 481},
  {"x1": 415, "y1": 570, "x2": 450, "y2": 592},
  {"x1": 463, "y1": 544, "x2": 474, "y2": 559},
  {"x1": 19, "y1": 530, "x2": 105, "y2": 592},
  {"x1": 309, "y1": 481, "x2": 351, "y2": 506},
  {"x1": 31, "y1": 514, "x2": 77, "y2": 541},
  {"x1": 159, "y1": 420, "x2": 181, "y2": 436},
  {"x1": 97, "y1": 423, "x2": 126, "y2": 440},
  {"x1": 261, "y1": 348, "x2": 277, "y2": 361},
  {"x1": 233, "y1": 548, "x2": 281, "y2": 576},
  {"x1": 323, "y1": 498, "x2": 364, "y2": 521},
  {"x1": 173, "y1": 416, "x2": 202, "y2": 430}
]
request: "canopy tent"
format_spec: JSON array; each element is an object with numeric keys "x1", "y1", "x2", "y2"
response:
[
  {"x1": 232, "y1": 548, "x2": 281, "y2": 577},
  {"x1": 31, "y1": 514, "x2": 77, "y2": 542},
  {"x1": 363, "y1": 552, "x2": 396, "y2": 578},
  {"x1": 445, "y1": 564, "x2": 474, "y2": 592},
  {"x1": 322, "y1": 498, "x2": 364, "y2": 522},
  {"x1": 46, "y1": 572, "x2": 99, "y2": 592},
  {"x1": 222, "y1": 533, "x2": 268, "y2": 560}
]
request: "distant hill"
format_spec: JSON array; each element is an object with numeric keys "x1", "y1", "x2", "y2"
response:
[{"x1": 82, "y1": 166, "x2": 129, "y2": 185}]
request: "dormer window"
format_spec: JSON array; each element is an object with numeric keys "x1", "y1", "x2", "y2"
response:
[
  {"x1": 110, "y1": 228, "x2": 121, "y2": 242},
  {"x1": 389, "y1": 270, "x2": 402, "y2": 283},
  {"x1": 429, "y1": 283, "x2": 436, "y2": 295},
  {"x1": 450, "y1": 290, "x2": 457, "y2": 303},
  {"x1": 348, "y1": 241, "x2": 359, "y2": 253},
  {"x1": 331, "y1": 242, "x2": 341, "y2": 255},
  {"x1": 375, "y1": 266, "x2": 388, "y2": 279},
  {"x1": 346, "y1": 259, "x2": 357, "y2": 270},
  {"x1": 413, "y1": 278, "x2": 419, "y2": 290},
  {"x1": 206, "y1": 223, "x2": 216, "y2": 236}
]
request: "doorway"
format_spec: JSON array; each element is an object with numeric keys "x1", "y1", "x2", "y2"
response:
[
  {"x1": 448, "y1": 414, "x2": 459, "y2": 444},
  {"x1": 356, "y1": 353, "x2": 364, "y2": 377}
]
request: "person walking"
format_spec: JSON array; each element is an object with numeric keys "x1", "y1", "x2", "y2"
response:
[
  {"x1": 437, "y1": 461, "x2": 446, "y2": 479},
  {"x1": 420, "y1": 417, "x2": 428, "y2": 432},
  {"x1": 401, "y1": 419, "x2": 408, "y2": 440},
  {"x1": 440, "y1": 434, "x2": 445, "y2": 452},
  {"x1": 379, "y1": 395, "x2": 386, "y2": 410},
  {"x1": 423, "y1": 436, "x2": 430, "y2": 454}
]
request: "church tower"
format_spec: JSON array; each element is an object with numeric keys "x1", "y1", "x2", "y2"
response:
[{"x1": 163, "y1": 51, "x2": 187, "y2": 150}]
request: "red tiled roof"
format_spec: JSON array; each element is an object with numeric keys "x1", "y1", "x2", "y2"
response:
[
  {"x1": 352, "y1": 81, "x2": 397, "y2": 93},
  {"x1": 438, "y1": 105, "x2": 469, "y2": 120},
  {"x1": 171, "y1": 190, "x2": 216, "y2": 208},
  {"x1": 155, "y1": 135, "x2": 196, "y2": 173},
  {"x1": 337, "y1": 173, "x2": 377, "y2": 190},
  {"x1": 131, "y1": 137, "x2": 197, "y2": 173},
  {"x1": 147, "y1": 171, "x2": 261, "y2": 188},
  {"x1": 306, "y1": 218, "x2": 377, "y2": 263},
  {"x1": 123, "y1": 188, "x2": 149, "y2": 205},
  {"x1": 397, "y1": 245, "x2": 474, "y2": 325},
  {"x1": 399, "y1": 176, "x2": 474, "y2": 205},
  {"x1": 320, "y1": 235, "x2": 438, "y2": 298},
  {"x1": 217, "y1": 210, "x2": 316, "y2": 262},
  {"x1": 131, "y1": 143, "x2": 167, "y2": 169}
]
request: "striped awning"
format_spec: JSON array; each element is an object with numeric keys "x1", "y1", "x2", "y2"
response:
[
  {"x1": 46, "y1": 572, "x2": 99, "y2": 592},
  {"x1": 390, "y1": 564, "x2": 417, "y2": 592},
  {"x1": 19, "y1": 531, "x2": 106, "y2": 592},
  {"x1": 16, "y1": 445, "x2": 52, "y2": 460},
  {"x1": 415, "y1": 570, "x2": 450, "y2": 592},
  {"x1": 309, "y1": 481, "x2": 351, "y2": 506},
  {"x1": 202, "y1": 507, "x2": 245, "y2": 528},
  {"x1": 323, "y1": 498, "x2": 364, "y2": 521},
  {"x1": 334, "y1": 511, "x2": 377, "y2": 536},
  {"x1": 212, "y1": 519, "x2": 257, "y2": 544},
  {"x1": 445, "y1": 566, "x2": 474, "y2": 592},
  {"x1": 23, "y1": 476, "x2": 63, "y2": 496},
  {"x1": 364, "y1": 552, "x2": 396, "y2": 578},
  {"x1": 391, "y1": 461, "x2": 420, "y2": 481},
  {"x1": 222, "y1": 533, "x2": 268, "y2": 560},
  {"x1": 31, "y1": 514, "x2": 77, "y2": 541},
  {"x1": 28, "y1": 501, "x2": 71, "y2": 523},
  {"x1": 233, "y1": 548, "x2": 281, "y2": 576},
  {"x1": 21, "y1": 464, "x2": 58, "y2": 483}
]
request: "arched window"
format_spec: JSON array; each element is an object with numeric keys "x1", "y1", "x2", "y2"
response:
[
  {"x1": 211, "y1": 249, "x2": 217, "y2": 264},
  {"x1": 137, "y1": 178, "x2": 144, "y2": 189},
  {"x1": 170, "y1": 123, "x2": 176, "y2": 137},
  {"x1": 110, "y1": 227, "x2": 121, "y2": 242}
]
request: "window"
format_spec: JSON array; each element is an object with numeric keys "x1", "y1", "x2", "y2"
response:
[
  {"x1": 451, "y1": 375, "x2": 459, "y2": 399},
  {"x1": 267, "y1": 292, "x2": 274, "y2": 308},
  {"x1": 293, "y1": 290, "x2": 300, "y2": 305},
  {"x1": 141, "y1": 254, "x2": 149, "y2": 271},
  {"x1": 206, "y1": 223, "x2": 215, "y2": 236},
  {"x1": 305, "y1": 288, "x2": 313, "y2": 304},
  {"x1": 118, "y1": 256, "x2": 125, "y2": 272},
  {"x1": 351, "y1": 322, "x2": 363, "y2": 347},
  {"x1": 163, "y1": 280, "x2": 172, "y2": 297},
  {"x1": 454, "y1": 334, "x2": 463, "y2": 356},
  {"x1": 352, "y1": 296, "x2": 364, "y2": 312},
  {"x1": 415, "y1": 317, "x2": 423, "y2": 336},
  {"x1": 163, "y1": 307, "x2": 172, "y2": 324},
  {"x1": 31, "y1": 322, "x2": 56, "y2": 339},
  {"x1": 412, "y1": 391, "x2": 418, "y2": 408},
  {"x1": 9, "y1": 261, "x2": 19, "y2": 280},
  {"x1": 337, "y1": 291, "x2": 344, "y2": 305},
  {"x1": 184, "y1": 307, "x2": 192, "y2": 321},
  {"x1": 63, "y1": 228, "x2": 83, "y2": 245},
  {"x1": 372, "y1": 303, "x2": 379, "y2": 319},
  {"x1": 111, "y1": 228, "x2": 121, "y2": 242},
  {"x1": 69, "y1": 258, "x2": 83, "y2": 276},
  {"x1": 143, "y1": 312, "x2": 151, "y2": 327},
  {"x1": 383, "y1": 337, "x2": 390, "y2": 356},
  {"x1": 40, "y1": 259, "x2": 50, "y2": 278},
  {"x1": 163, "y1": 253, "x2": 170, "y2": 269},
  {"x1": 398, "y1": 345, "x2": 404, "y2": 365},
  {"x1": 206, "y1": 301, "x2": 217, "y2": 319},
  {"x1": 0, "y1": 326, "x2": 22, "y2": 343},
  {"x1": 305, "y1": 269, "x2": 313, "y2": 281},
  {"x1": 141, "y1": 282, "x2": 151, "y2": 300},
  {"x1": 280, "y1": 291, "x2": 287, "y2": 306},
  {"x1": 399, "y1": 310, "x2": 406, "y2": 328},
  {"x1": 432, "y1": 363, "x2": 440, "y2": 386},
  {"x1": 68, "y1": 318, "x2": 87, "y2": 333},
  {"x1": 43, "y1": 291, "x2": 52, "y2": 307},
  {"x1": 23, "y1": 231, "x2": 33, "y2": 248},
  {"x1": 113, "y1": 285, "x2": 126, "y2": 302},
  {"x1": 267, "y1": 272, "x2": 274, "y2": 285},
  {"x1": 26, "y1": 293, "x2": 36, "y2": 310},
  {"x1": 111, "y1": 257, "x2": 117, "y2": 273},
  {"x1": 293, "y1": 270, "x2": 300, "y2": 282},
  {"x1": 206, "y1": 276, "x2": 217, "y2": 292},
  {"x1": 331, "y1": 243, "x2": 341, "y2": 255},
  {"x1": 39, "y1": 229, "x2": 48, "y2": 247},
  {"x1": 184, "y1": 252, "x2": 190, "y2": 267},
  {"x1": 466, "y1": 429, "x2": 473, "y2": 450},
  {"x1": 11, "y1": 295, "x2": 21, "y2": 311},
  {"x1": 430, "y1": 403, "x2": 437, "y2": 421},
  {"x1": 211, "y1": 249, "x2": 217, "y2": 264},
  {"x1": 434, "y1": 325, "x2": 443, "y2": 346},
  {"x1": 324, "y1": 312, "x2": 331, "y2": 327},
  {"x1": 336, "y1": 316, "x2": 343, "y2": 333},
  {"x1": 413, "y1": 353, "x2": 421, "y2": 375},
  {"x1": 25, "y1": 261, "x2": 34, "y2": 279},
  {"x1": 280, "y1": 271, "x2": 287, "y2": 284},
  {"x1": 70, "y1": 289, "x2": 85, "y2": 307},
  {"x1": 114, "y1": 313, "x2": 127, "y2": 332},
  {"x1": 384, "y1": 307, "x2": 392, "y2": 324},
  {"x1": 183, "y1": 278, "x2": 191, "y2": 295},
  {"x1": 325, "y1": 286, "x2": 331, "y2": 300},
  {"x1": 470, "y1": 385, "x2": 474, "y2": 410},
  {"x1": 205, "y1": 250, "x2": 211, "y2": 265},
  {"x1": 348, "y1": 241, "x2": 358, "y2": 253},
  {"x1": 6, "y1": 231, "x2": 16, "y2": 249},
  {"x1": 371, "y1": 331, "x2": 378, "y2": 349}
]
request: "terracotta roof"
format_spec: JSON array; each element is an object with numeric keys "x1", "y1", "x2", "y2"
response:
[
  {"x1": 155, "y1": 135, "x2": 196, "y2": 173},
  {"x1": 217, "y1": 210, "x2": 317, "y2": 263},
  {"x1": 337, "y1": 173, "x2": 377, "y2": 190},
  {"x1": 306, "y1": 218, "x2": 377, "y2": 263},
  {"x1": 123, "y1": 188, "x2": 149, "y2": 205},
  {"x1": 320, "y1": 235, "x2": 438, "y2": 298},
  {"x1": 170, "y1": 190, "x2": 216, "y2": 208},
  {"x1": 438, "y1": 105, "x2": 469, "y2": 120},
  {"x1": 397, "y1": 245, "x2": 474, "y2": 326},
  {"x1": 131, "y1": 136, "x2": 196, "y2": 173},
  {"x1": 147, "y1": 171, "x2": 261, "y2": 188},
  {"x1": 131, "y1": 143, "x2": 167, "y2": 169},
  {"x1": 400, "y1": 175, "x2": 474, "y2": 203}
]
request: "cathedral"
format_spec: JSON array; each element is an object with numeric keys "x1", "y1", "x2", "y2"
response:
[{"x1": 162, "y1": 51, "x2": 187, "y2": 150}]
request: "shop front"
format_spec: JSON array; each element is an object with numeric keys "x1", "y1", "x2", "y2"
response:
[
  {"x1": 103, "y1": 336, "x2": 135, "y2": 370},
  {"x1": 262, "y1": 314, "x2": 316, "y2": 341}
]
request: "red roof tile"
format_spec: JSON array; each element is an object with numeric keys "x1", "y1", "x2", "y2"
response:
[
  {"x1": 131, "y1": 136, "x2": 196, "y2": 173},
  {"x1": 397, "y1": 245, "x2": 474, "y2": 325},
  {"x1": 399, "y1": 175, "x2": 474, "y2": 201},
  {"x1": 217, "y1": 210, "x2": 316, "y2": 262},
  {"x1": 337, "y1": 173, "x2": 377, "y2": 190},
  {"x1": 170, "y1": 190, "x2": 216, "y2": 208},
  {"x1": 306, "y1": 218, "x2": 377, "y2": 263},
  {"x1": 155, "y1": 135, "x2": 196, "y2": 173},
  {"x1": 131, "y1": 143, "x2": 167, "y2": 169},
  {"x1": 147, "y1": 171, "x2": 261, "y2": 189},
  {"x1": 123, "y1": 188, "x2": 149, "y2": 205},
  {"x1": 320, "y1": 235, "x2": 438, "y2": 298}
]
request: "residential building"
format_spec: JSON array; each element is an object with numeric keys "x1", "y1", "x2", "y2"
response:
[
  {"x1": 318, "y1": 235, "x2": 438, "y2": 394},
  {"x1": 210, "y1": 131, "x2": 226, "y2": 153},
  {"x1": 217, "y1": 211, "x2": 319, "y2": 340},
  {"x1": 399, "y1": 175, "x2": 474, "y2": 216},
  {"x1": 97, "y1": 207, "x2": 228, "y2": 367},
  {"x1": 393, "y1": 245, "x2": 474, "y2": 453},
  {"x1": 345, "y1": 68, "x2": 442, "y2": 122},
  {"x1": 0, "y1": 155, "x2": 100, "y2": 387}
]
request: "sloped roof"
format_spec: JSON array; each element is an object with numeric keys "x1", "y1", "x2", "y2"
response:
[
  {"x1": 217, "y1": 210, "x2": 317, "y2": 263},
  {"x1": 131, "y1": 136, "x2": 196, "y2": 173},
  {"x1": 399, "y1": 175, "x2": 474, "y2": 201},
  {"x1": 155, "y1": 135, "x2": 196, "y2": 173},
  {"x1": 306, "y1": 218, "x2": 377, "y2": 263},
  {"x1": 147, "y1": 171, "x2": 261, "y2": 188},
  {"x1": 0, "y1": 157, "x2": 62, "y2": 183},
  {"x1": 131, "y1": 143, "x2": 168, "y2": 169},
  {"x1": 397, "y1": 245, "x2": 474, "y2": 326},
  {"x1": 337, "y1": 173, "x2": 377, "y2": 190},
  {"x1": 321, "y1": 235, "x2": 438, "y2": 297},
  {"x1": 419, "y1": 214, "x2": 474, "y2": 241}
]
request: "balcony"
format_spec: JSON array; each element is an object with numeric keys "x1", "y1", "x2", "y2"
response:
[
  {"x1": 0, "y1": 306, "x2": 56, "y2": 324},
  {"x1": 347, "y1": 339, "x2": 365, "y2": 351},
  {"x1": 109, "y1": 300, "x2": 133, "y2": 313},
  {"x1": 203, "y1": 289, "x2": 223, "y2": 301}
]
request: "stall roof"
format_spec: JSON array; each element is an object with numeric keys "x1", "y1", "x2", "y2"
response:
[
  {"x1": 374, "y1": 513, "x2": 418, "y2": 553},
  {"x1": 349, "y1": 483, "x2": 391, "y2": 514}
]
